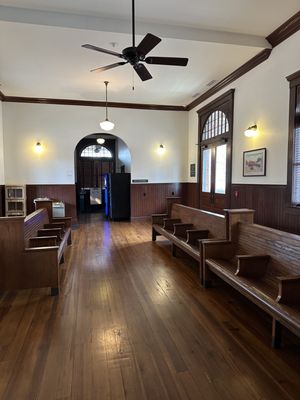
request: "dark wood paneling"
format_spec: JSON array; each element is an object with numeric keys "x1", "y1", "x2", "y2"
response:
[
  {"x1": 2, "y1": 95, "x2": 185, "y2": 112},
  {"x1": 177, "y1": 183, "x2": 300, "y2": 236},
  {"x1": 186, "y1": 49, "x2": 272, "y2": 111},
  {"x1": 0, "y1": 185, "x2": 5, "y2": 216},
  {"x1": 230, "y1": 184, "x2": 300, "y2": 235},
  {"x1": 26, "y1": 184, "x2": 76, "y2": 221},
  {"x1": 267, "y1": 10, "x2": 300, "y2": 47},
  {"x1": 131, "y1": 183, "x2": 182, "y2": 217},
  {"x1": 181, "y1": 182, "x2": 198, "y2": 208}
]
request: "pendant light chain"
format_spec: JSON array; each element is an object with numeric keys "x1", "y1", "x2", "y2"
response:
[{"x1": 105, "y1": 81, "x2": 108, "y2": 120}]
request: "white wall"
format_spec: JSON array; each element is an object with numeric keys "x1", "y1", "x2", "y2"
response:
[
  {"x1": 188, "y1": 30, "x2": 300, "y2": 185},
  {"x1": 116, "y1": 138, "x2": 131, "y2": 173},
  {"x1": 2, "y1": 103, "x2": 188, "y2": 184},
  {"x1": 0, "y1": 101, "x2": 5, "y2": 184}
]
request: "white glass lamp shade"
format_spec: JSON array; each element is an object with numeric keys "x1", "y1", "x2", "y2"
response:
[
  {"x1": 97, "y1": 138, "x2": 105, "y2": 145},
  {"x1": 244, "y1": 124, "x2": 258, "y2": 137},
  {"x1": 100, "y1": 119, "x2": 115, "y2": 131}
]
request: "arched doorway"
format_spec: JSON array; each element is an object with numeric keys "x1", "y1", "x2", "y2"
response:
[{"x1": 74, "y1": 133, "x2": 131, "y2": 217}]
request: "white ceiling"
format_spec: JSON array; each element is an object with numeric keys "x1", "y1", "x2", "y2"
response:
[{"x1": 0, "y1": 1, "x2": 299, "y2": 105}]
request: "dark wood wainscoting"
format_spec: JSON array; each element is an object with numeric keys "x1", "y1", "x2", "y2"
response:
[
  {"x1": 231, "y1": 184, "x2": 300, "y2": 235},
  {"x1": 131, "y1": 183, "x2": 182, "y2": 217},
  {"x1": 26, "y1": 184, "x2": 77, "y2": 221},
  {"x1": 0, "y1": 185, "x2": 4, "y2": 216},
  {"x1": 181, "y1": 182, "x2": 198, "y2": 208}
]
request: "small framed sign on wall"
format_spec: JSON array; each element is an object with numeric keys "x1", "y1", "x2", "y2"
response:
[
  {"x1": 243, "y1": 148, "x2": 266, "y2": 177},
  {"x1": 190, "y1": 163, "x2": 196, "y2": 177}
]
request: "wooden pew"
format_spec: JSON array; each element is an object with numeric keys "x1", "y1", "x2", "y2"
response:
[
  {"x1": 0, "y1": 208, "x2": 72, "y2": 295},
  {"x1": 202, "y1": 218, "x2": 300, "y2": 347},
  {"x1": 152, "y1": 203, "x2": 254, "y2": 283}
]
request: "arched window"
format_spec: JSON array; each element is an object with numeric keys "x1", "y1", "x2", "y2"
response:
[
  {"x1": 80, "y1": 145, "x2": 113, "y2": 158},
  {"x1": 202, "y1": 110, "x2": 229, "y2": 141}
]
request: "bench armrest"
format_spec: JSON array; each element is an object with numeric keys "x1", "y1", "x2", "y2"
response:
[
  {"x1": 163, "y1": 218, "x2": 181, "y2": 230},
  {"x1": 235, "y1": 255, "x2": 270, "y2": 278},
  {"x1": 25, "y1": 245, "x2": 59, "y2": 252},
  {"x1": 173, "y1": 223, "x2": 194, "y2": 237},
  {"x1": 52, "y1": 217, "x2": 72, "y2": 228},
  {"x1": 152, "y1": 213, "x2": 168, "y2": 225},
  {"x1": 38, "y1": 228, "x2": 62, "y2": 240},
  {"x1": 44, "y1": 222, "x2": 66, "y2": 231},
  {"x1": 29, "y1": 236, "x2": 58, "y2": 247},
  {"x1": 186, "y1": 229, "x2": 209, "y2": 245},
  {"x1": 202, "y1": 240, "x2": 233, "y2": 260},
  {"x1": 276, "y1": 275, "x2": 300, "y2": 304}
]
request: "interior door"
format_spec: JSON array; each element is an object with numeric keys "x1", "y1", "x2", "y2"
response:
[{"x1": 198, "y1": 90, "x2": 234, "y2": 214}]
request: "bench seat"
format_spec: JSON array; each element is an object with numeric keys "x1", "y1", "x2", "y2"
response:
[
  {"x1": 203, "y1": 223, "x2": 300, "y2": 347},
  {"x1": 152, "y1": 204, "x2": 255, "y2": 284}
]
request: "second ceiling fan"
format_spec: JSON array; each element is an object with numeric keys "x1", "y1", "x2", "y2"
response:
[{"x1": 82, "y1": 0, "x2": 188, "y2": 81}]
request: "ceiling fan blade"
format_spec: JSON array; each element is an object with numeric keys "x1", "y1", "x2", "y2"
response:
[
  {"x1": 82, "y1": 44, "x2": 123, "y2": 58},
  {"x1": 136, "y1": 33, "x2": 161, "y2": 57},
  {"x1": 90, "y1": 62, "x2": 127, "y2": 73},
  {"x1": 145, "y1": 56, "x2": 188, "y2": 66},
  {"x1": 133, "y1": 64, "x2": 152, "y2": 81}
]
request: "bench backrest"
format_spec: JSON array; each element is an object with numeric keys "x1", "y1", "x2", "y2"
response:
[
  {"x1": 24, "y1": 209, "x2": 49, "y2": 246},
  {"x1": 234, "y1": 222, "x2": 300, "y2": 284},
  {"x1": 171, "y1": 204, "x2": 227, "y2": 239}
]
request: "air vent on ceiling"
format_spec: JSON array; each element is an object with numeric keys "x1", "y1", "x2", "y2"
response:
[{"x1": 207, "y1": 80, "x2": 217, "y2": 87}]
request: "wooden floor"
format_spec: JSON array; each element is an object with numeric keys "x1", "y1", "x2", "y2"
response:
[{"x1": 1, "y1": 214, "x2": 300, "y2": 400}]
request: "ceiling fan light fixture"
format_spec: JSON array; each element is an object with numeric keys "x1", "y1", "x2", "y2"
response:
[{"x1": 100, "y1": 81, "x2": 115, "y2": 131}]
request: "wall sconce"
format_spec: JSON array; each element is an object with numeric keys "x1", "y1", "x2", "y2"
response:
[
  {"x1": 157, "y1": 144, "x2": 165, "y2": 155},
  {"x1": 34, "y1": 142, "x2": 43, "y2": 154},
  {"x1": 244, "y1": 124, "x2": 258, "y2": 137}
]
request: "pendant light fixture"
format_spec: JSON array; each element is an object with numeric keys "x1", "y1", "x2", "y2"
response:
[{"x1": 100, "y1": 81, "x2": 115, "y2": 131}]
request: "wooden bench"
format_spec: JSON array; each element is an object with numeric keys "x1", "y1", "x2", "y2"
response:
[
  {"x1": 202, "y1": 221, "x2": 300, "y2": 347},
  {"x1": 0, "y1": 208, "x2": 72, "y2": 295},
  {"x1": 152, "y1": 203, "x2": 254, "y2": 283}
]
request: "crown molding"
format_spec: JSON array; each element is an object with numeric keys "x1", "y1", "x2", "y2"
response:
[
  {"x1": 186, "y1": 49, "x2": 272, "y2": 111},
  {"x1": 2, "y1": 95, "x2": 186, "y2": 111},
  {"x1": 266, "y1": 10, "x2": 300, "y2": 47}
]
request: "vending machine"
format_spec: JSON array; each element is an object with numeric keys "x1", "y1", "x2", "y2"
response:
[{"x1": 104, "y1": 173, "x2": 131, "y2": 220}]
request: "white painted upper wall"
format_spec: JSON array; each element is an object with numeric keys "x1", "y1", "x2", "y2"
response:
[
  {"x1": 188, "y1": 29, "x2": 300, "y2": 185},
  {"x1": 2, "y1": 103, "x2": 188, "y2": 184},
  {"x1": 0, "y1": 101, "x2": 5, "y2": 184}
]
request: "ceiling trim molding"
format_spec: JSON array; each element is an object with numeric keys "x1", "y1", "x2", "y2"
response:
[
  {"x1": 266, "y1": 11, "x2": 300, "y2": 47},
  {"x1": 0, "y1": 5, "x2": 270, "y2": 48},
  {"x1": 2, "y1": 95, "x2": 186, "y2": 111},
  {"x1": 186, "y1": 48, "x2": 272, "y2": 111}
]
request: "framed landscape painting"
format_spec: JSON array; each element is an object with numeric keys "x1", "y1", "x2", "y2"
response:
[{"x1": 243, "y1": 148, "x2": 266, "y2": 177}]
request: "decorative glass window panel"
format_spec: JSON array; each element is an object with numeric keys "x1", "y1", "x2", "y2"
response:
[
  {"x1": 202, "y1": 148, "x2": 212, "y2": 193},
  {"x1": 81, "y1": 145, "x2": 112, "y2": 158},
  {"x1": 215, "y1": 144, "x2": 227, "y2": 194},
  {"x1": 202, "y1": 111, "x2": 229, "y2": 141}
]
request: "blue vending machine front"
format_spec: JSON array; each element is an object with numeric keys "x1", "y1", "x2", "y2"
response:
[{"x1": 104, "y1": 173, "x2": 110, "y2": 217}]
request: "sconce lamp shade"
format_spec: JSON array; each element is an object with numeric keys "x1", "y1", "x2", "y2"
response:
[
  {"x1": 99, "y1": 119, "x2": 115, "y2": 131},
  {"x1": 244, "y1": 124, "x2": 258, "y2": 137},
  {"x1": 157, "y1": 144, "x2": 165, "y2": 155},
  {"x1": 34, "y1": 142, "x2": 43, "y2": 154}
]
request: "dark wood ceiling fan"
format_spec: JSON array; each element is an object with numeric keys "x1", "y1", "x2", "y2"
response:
[{"x1": 82, "y1": 0, "x2": 188, "y2": 81}]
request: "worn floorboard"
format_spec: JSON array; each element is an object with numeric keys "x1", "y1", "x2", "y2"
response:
[{"x1": 0, "y1": 214, "x2": 300, "y2": 400}]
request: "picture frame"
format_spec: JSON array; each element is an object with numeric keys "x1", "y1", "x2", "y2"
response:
[{"x1": 243, "y1": 148, "x2": 266, "y2": 177}]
